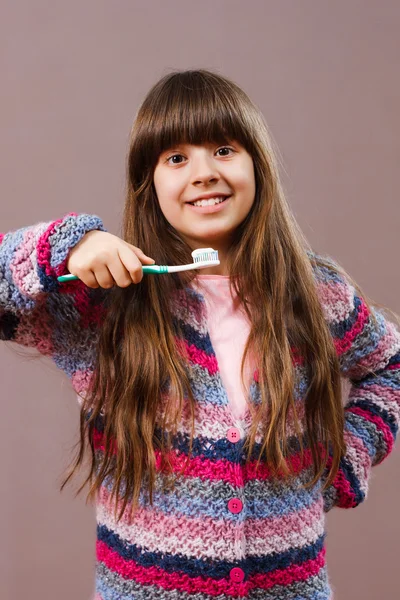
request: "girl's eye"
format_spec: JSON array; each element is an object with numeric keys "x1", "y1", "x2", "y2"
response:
[
  {"x1": 165, "y1": 146, "x2": 235, "y2": 165},
  {"x1": 166, "y1": 154, "x2": 185, "y2": 165},
  {"x1": 216, "y1": 147, "x2": 234, "y2": 157}
]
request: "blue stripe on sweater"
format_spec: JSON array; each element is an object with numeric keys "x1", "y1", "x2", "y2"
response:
[
  {"x1": 99, "y1": 470, "x2": 320, "y2": 521},
  {"x1": 91, "y1": 413, "x2": 305, "y2": 465},
  {"x1": 336, "y1": 450, "x2": 365, "y2": 504}
]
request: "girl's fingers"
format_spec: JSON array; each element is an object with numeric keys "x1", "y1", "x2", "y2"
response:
[
  {"x1": 76, "y1": 270, "x2": 100, "y2": 288},
  {"x1": 108, "y1": 254, "x2": 139, "y2": 287},
  {"x1": 117, "y1": 246, "x2": 147, "y2": 283},
  {"x1": 126, "y1": 243, "x2": 155, "y2": 264},
  {"x1": 92, "y1": 264, "x2": 118, "y2": 289},
  {"x1": 73, "y1": 242, "x2": 155, "y2": 288}
]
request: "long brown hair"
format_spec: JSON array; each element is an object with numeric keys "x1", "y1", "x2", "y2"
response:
[{"x1": 60, "y1": 68, "x2": 397, "y2": 522}]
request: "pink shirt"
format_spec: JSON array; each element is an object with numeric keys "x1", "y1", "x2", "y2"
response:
[{"x1": 192, "y1": 275, "x2": 257, "y2": 420}]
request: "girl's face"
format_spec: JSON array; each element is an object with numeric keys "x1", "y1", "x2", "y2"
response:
[{"x1": 153, "y1": 140, "x2": 256, "y2": 274}]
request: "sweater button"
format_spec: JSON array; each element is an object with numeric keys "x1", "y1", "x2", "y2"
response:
[
  {"x1": 228, "y1": 498, "x2": 243, "y2": 514},
  {"x1": 230, "y1": 567, "x2": 245, "y2": 583},
  {"x1": 227, "y1": 427, "x2": 241, "y2": 443}
]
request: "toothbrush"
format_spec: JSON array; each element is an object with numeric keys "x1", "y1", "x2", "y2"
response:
[{"x1": 57, "y1": 248, "x2": 220, "y2": 282}]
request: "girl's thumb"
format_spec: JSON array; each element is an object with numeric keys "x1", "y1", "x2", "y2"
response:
[
  {"x1": 127, "y1": 243, "x2": 156, "y2": 264},
  {"x1": 142, "y1": 255, "x2": 156, "y2": 264}
]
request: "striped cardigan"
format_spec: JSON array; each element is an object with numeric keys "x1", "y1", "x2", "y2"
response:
[{"x1": 1, "y1": 212, "x2": 399, "y2": 600}]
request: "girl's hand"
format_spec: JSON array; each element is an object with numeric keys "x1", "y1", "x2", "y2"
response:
[{"x1": 66, "y1": 230, "x2": 156, "y2": 288}]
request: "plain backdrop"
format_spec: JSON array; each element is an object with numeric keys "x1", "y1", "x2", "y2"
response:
[{"x1": 0, "y1": 1, "x2": 399, "y2": 599}]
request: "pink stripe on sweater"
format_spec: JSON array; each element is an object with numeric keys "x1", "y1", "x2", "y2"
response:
[
  {"x1": 72, "y1": 369, "x2": 95, "y2": 397},
  {"x1": 36, "y1": 219, "x2": 64, "y2": 274},
  {"x1": 346, "y1": 405, "x2": 394, "y2": 461},
  {"x1": 387, "y1": 363, "x2": 400, "y2": 371},
  {"x1": 36, "y1": 211, "x2": 78, "y2": 276},
  {"x1": 182, "y1": 340, "x2": 219, "y2": 375},
  {"x1": 93, "y1": 427, "x2": 316, "y2": 484},
  {"x1": 351, "y1": 380, "x2": 399, "y2": 400},
  {"x1": 251, "y1": 547, "x2": 326, "y2": 589},
  {"x1": 11, "y1": 227, "x2": 46, "y2": 297},
  {"x1": 96, "y1": 538, "x2": 326, "y2": 595},
  {"x1": 324, "y1": 454, "x2": 358, "y2": 508},
  {"x1": 351, "y1": 381, "x2": 400, "y2": 424},
  {"x1": 389, "y1": 362, "x2": 400, "y2": 370},
  {"x1": 350, "y1": 321, "x2": 400, "y2": 378},
  {"x1": 316, "y1": 281, "x2": 353, "y2": 322},
  {"x1": 334, "y1": 296, "x2": 370, "y2": 357},
  {"x1": 97, "y1": 538, "x2": 249, "y2": 596}
]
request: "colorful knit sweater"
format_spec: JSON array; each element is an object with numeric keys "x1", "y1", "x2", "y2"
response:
[{"x1": 1, "y1": 212, "x2": 400, "y2": 600}]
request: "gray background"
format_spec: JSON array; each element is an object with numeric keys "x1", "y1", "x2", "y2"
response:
[{"x1": 0, "y1": 1, "x2": 399, "y2": 598}]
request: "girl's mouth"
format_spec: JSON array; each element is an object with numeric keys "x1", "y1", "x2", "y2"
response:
[{"x1": 186, "y1": 195, "x2": 231, "y2": 214}]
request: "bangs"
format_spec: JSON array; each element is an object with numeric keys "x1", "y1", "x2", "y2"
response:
[{"x1": 134, "y1": 71, "x2": 254, "y2": 171}]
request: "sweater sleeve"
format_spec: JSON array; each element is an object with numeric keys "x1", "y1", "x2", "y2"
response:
[
  {"x1": 317, "y1": 259, "x2": 400, "y2": 512},
  {"x1": 0, "y1": 212, "x2": 109, "y2": 381}
]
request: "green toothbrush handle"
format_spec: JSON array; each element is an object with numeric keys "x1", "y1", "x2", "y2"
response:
[
  {"x1": 57, "y1": 264, "x2": 168, "y2": 282},
  {"x1": 142, "y1": 264, "x2": 168, "y2": 274},
  {"x1": 57, "y1": 274, "x2": 81, "y2": 282}
]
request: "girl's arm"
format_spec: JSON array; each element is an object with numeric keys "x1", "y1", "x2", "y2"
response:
[
  {"x1": 0, "y1": 212, "x2": 108, "y2": 359},
  {"x1": 318, "y1": 262, "x2": 400, "y2": 511}
]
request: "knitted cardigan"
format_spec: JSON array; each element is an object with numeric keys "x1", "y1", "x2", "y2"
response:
[{"x1": 1, "y1": 212, "x2": 400, "y2": 600}]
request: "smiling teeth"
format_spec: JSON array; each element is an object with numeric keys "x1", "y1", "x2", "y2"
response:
[{"x1": 192, "y1": 196, "x2": 227, "y2": 207}]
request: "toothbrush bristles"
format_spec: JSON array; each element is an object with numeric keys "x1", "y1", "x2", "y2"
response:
[
  {"x1": 194, "y1": 252, "x2": 218, "y2": 262},
  {"x1": 192, "y1": 248, "x2": 219, "y2": 263}
]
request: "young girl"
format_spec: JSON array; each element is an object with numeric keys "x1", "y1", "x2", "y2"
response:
[{"x1": 1, "y1": 69, "x2": 399, "y2": 600}]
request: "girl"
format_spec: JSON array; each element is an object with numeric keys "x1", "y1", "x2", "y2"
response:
[{"x1": 1, "y1": 69, "x2": 399, "y2": 600}]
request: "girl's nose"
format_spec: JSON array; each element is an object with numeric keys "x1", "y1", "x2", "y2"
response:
[{"x1": 191, "y1": 155, "x2": 220, "y2": 185}]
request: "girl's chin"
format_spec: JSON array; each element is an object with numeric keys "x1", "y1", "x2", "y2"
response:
[
  {"x1": 181, "y1": 232, "x2": 232, "y2": 252},
  {"x1": 179, "y1": 222, "x2": 235, "y2": 242}
]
